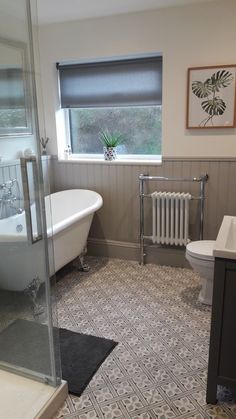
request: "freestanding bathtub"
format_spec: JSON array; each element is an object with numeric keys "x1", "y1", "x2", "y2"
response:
[{"x1": 0, "y1": 189, "x2": 103, "y2": 291}]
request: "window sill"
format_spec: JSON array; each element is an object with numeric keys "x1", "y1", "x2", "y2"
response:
[{"x1": 57, "y1": 155, "x2": 162, "y2": 166}]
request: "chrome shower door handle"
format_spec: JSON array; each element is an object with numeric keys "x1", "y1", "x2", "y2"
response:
[{"x1": 20, "y1": 156, "x2": 43, "y2": 244}]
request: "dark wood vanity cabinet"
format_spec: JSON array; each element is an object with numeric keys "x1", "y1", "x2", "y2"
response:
[{"x1": 207, "y1": 258, "x2": 236, "y2": 404}]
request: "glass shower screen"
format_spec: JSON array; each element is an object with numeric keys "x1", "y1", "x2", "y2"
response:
[{"x1": 0, "y1": 0, "x2": 61, "y2": 387}]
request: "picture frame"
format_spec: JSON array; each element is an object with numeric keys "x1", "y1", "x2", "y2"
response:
[{"x1": 186, "y1": 64, "x2": 236, "y2": 129}]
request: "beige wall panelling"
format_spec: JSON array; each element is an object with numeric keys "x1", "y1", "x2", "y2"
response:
[
  {"x1": 216, "y1": 162, "x2": 230, "y2": 233},
  {"x1": 51, "y1": 158, "x2": 236, "y2": 266},
  {"x1": 228, "y1": 162, "x2": 236, "y2": 215},
  {"x1": 206, "y1": 161, "x2": 220, "y2": 239}
]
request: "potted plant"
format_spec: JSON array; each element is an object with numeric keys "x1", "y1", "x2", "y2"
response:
[
  {"x1": 99, "y1": 130, "x2": 125, "y2": 161},
  {"x1": 40, "y1": 137, "x2": 49, "y2": 155}
]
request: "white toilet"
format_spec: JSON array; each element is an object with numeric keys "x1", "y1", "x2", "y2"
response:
[{"x1": 185, "y1": 240, "x2": 215, "y2": 305}]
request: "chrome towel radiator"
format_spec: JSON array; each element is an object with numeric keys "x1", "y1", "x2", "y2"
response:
[
  {"x1": 139, "y1": 173, "x2": 209, "y2": 265},
  {"x1": 152, "y1": 191, "x2": 191, "y2": 246}
]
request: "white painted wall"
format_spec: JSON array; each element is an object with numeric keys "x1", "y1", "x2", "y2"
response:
[{"x1": 38, "y1": 0, "x2": 236, "y2": 158}]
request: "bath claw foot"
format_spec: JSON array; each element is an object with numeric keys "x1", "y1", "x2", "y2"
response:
[
  {"x1": 80, "y1": 263, "x2": 90, "y2": 272},
  {"x1": 77, "y1": 256, "x2": 90, "y2": 272},
  {"x1": 24, "y1": 277, "x2": 44, "y2": 317},
  {"x1": 33, "y1": 303, "x2": 45, "y2": 317}
]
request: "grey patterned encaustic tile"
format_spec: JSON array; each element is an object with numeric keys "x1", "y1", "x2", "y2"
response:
[{"x1": 54, "y1": 257, "x2": 236, "y2": 419}]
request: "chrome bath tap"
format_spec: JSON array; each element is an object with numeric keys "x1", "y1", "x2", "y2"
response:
[{"x1": 0, "y1": 179, "x2": 23, "y2": 217}]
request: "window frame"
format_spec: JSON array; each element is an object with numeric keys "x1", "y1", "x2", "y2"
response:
[{"x1": 57, "y1": 54, "x2": 163, "y2": 162}]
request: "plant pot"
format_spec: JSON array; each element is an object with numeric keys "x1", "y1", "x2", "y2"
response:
[{"x1": 103, "y1": 146, "x2": 117, "y2": 161}]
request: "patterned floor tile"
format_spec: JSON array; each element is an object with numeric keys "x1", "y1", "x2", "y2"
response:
[
  {"x1": 89, "y1": 372, "x2": 107, "y2": 388},
  {"x1": 112, "y1": 380, "x2": 134, "y2": 396},
  {"x1": 142, "y1": 388, "x2": 163, "y2": 404},
  {"x1": 93, "y1": 387, "x2": 114, "y2": 403},
  {"x1": 161, "y1": 382, "x2": 182, "y2": 398},
  {"x1": 132, "y1": 413, "x2": 152, "y2": 419},
  {"x1": 71, "y1": 394, "x2": 93, "y2": 410},
  {"x1": 53, "y1": 257, "x2": 236, "y2": 419},
  {"x1": 173, "y1": 396, "x2": 195, "y2": 414},
  {"x1": 54, "y1": 400, "x2": 72, "y2": 418},
  {"x1": 206, "y1": 405, "x2": 231, "y2": 418},
  {"x1": 132, "y1": 374, "x2": 153, "y2": 390},
  {"x1": 152, "y1": 403, "x2": 176, "y2": 418},
  {"x1": 121, "y1": 395, "x2": 144, "y2": 412},
  {"x1": 100, "y1": 402, "x2": 124, "y2": 418},
  {"x1": 78, "y1": 409, "x2": 99, "y2": 419},
  {"x1": 178, "y1": 375, "x2": 200, "y2": 391},
  {"x1": 191, "y1": 390, "x2": 207, "y2": 407}
]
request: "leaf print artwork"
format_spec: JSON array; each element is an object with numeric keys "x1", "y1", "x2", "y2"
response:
[
  {"x1": 187, "y1": 65, "x2": 236, "y2": 129},
  {"x1": 192, "y1": 70, "x2": 233, "y2": 126},
  {"x1": 192, "y1": 79, "x2": 213, "y2": 98}
]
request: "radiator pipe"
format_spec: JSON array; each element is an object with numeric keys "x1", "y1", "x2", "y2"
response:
[
  {"x1": 139, "y1": 173, "x2": 146, "y2": 265},
  {"x1": 199, "y1": 173, "x2": 209, "y2": 240}
]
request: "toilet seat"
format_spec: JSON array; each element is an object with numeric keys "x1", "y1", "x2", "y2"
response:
[{"x1": 186, "y1": 240, "x2": 215, "y2": 261}]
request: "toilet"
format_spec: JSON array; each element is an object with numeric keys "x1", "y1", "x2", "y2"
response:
[{"x1": 185, "y1": 240, "x2": 215, "y2": 305}]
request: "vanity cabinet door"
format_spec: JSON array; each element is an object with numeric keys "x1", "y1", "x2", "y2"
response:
[
  {"x1": 207, "y1": 258, "x2": 236, "y2": 404},
  {"x1": 218, "y1": 265, "x2": 236, "y2": 379}
]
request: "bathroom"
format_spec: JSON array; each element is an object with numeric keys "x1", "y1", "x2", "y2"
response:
[{"x1": 0, "y1": 0, "x2": 236, "y2": 417}]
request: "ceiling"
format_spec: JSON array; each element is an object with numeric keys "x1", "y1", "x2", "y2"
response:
[{"x1": 37, "y1": 0, "x2": 218, "y2": 25}]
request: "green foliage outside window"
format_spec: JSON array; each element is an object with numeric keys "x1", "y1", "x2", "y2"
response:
[
  {"x1": 69, "y1": 106, "x2": 162, "y2": 155},
  {"x1": 0, "y1": 109, "x2": 27, "y2": 128}
]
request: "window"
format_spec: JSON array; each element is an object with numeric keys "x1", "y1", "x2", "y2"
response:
[{"x1": 57, "y1": 55, "x2": 162, "y2": 160}]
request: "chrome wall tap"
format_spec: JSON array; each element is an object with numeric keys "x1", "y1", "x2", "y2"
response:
[{"x1": 0, "y1": 179, "x2": 23, "y2": 217}]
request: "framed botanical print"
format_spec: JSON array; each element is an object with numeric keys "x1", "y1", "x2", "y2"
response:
[{"x1": 186, "y1": 65, "x2": 236, "y2": 129}]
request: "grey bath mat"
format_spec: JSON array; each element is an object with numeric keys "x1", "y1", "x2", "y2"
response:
[
  {"x1": 0, "y1": 319, "x2": 118, "y2": 395},
  {"x1": 59, "y1": 327, "x2": 118, "y2": 394}
]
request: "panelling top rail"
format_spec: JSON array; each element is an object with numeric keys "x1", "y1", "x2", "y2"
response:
[
  {"x1": 139, "y1": 173, "x2": 209, "y2": 265},
  {"x1": 139, "y1": 174, "x2": 209, "y2": 182}
]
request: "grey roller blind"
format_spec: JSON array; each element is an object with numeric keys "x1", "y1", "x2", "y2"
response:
[
  {"x1": 57, "y1": 56, "x2": 162, "y2": 108},
  {"x1": 0, "y1": 68, "x2": 25, "y2": 108}
]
